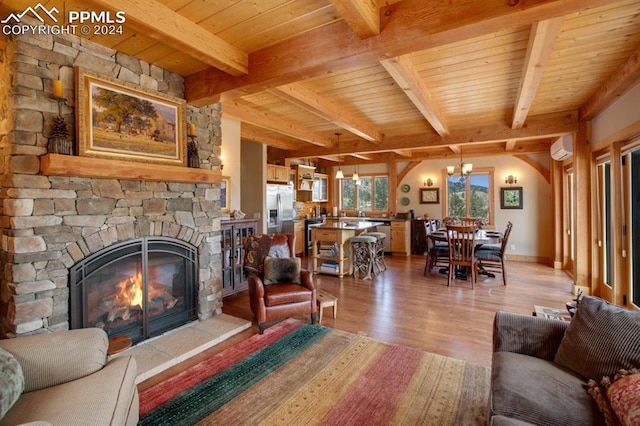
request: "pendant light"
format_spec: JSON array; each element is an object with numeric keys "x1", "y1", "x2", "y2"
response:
[
  {"x1": 352, "y1": 154, "x2": 359, "y2": 183},
  {"x1": 335, "y1": 132, "x2": 344, "y2": 179}
]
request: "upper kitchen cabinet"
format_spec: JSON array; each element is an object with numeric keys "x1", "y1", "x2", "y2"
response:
[
  {"x1": 295, "y1": 165, "x2": 315, "y2": 202},
  {"x1": 313, "y1": 173, "x2": 328, "y2": 202},
  {"x1": 267, "y1": 164, "x2": 290, "y2": 184}
]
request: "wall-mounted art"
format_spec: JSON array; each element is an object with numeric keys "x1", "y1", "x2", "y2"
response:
[
  {"x1": 76, "y1": 67, "x2": 186, "y2": 166},
  {"x1": 500, "y1": 187, "x2": 523, "y2": 209},
  {"x1": 420, "y1": 188, "x2": 439, "y2": 204}
]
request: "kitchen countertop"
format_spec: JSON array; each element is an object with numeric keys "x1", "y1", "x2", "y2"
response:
[{"x1": 313, "y1": 221, "x2": 384, "y2": 230}]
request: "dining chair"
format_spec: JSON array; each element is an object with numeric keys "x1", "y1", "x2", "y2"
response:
[
  {"x1": 446, "y1": 224, "x2": 478, "y2": 288},
  {"x1": 423, "y1": 221, "x2": 449, "y2": 276},
  {"x1": 475, "y1": 221, "x2": 513, "y2": 285}
]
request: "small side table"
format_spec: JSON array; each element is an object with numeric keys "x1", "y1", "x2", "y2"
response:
[
  {"x1": 108, "y1": 335, "x2": 132, "y2": 356},
  {"x1": 317, "y1": 290, "x2": 338, "y2": 323}
]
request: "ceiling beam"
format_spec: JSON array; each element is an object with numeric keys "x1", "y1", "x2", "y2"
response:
[
  {"x1": 223, "y1": 101, "x2": 332, "y2": 147},
  {"x1": 329, "y1": 0, "x2": 380, "y2": 38},
  {"x1": 185, "y1": 0, "x2": 621, "y2": 105},
  {"x1": 512, "y1": 18, "x2": 563, "y2": 129},
  {"x1": 505, "y1": 139, "x2": 517, "y2": 151},
  {"x1": 240, "y1": 126, "x2": 301, "y2": 150},
  {"x1": 289, "y1": 111, "x2": 577, "y2": 157},
  {"x1": 380, "y1": 55, "x2": 449, "y2": 136},
  {"x1": 393, "y1": 150, "x2": 413, "y2": 158},
  {"x1": 269, "y1": 83, "x2": 384, "y2": 142},
  {"x1": 580, "y1": 46, "x2": 640, "y2": 121},
  {"x1": 87, "y1": 0, "x2": 247, "y2": 76}
]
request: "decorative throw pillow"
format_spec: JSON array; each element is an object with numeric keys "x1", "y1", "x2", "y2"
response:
[
  {"x1": 263, "y1": 256, "x2": 301, "y2": 284},
  {"x1": 243, "y1": 234, "x2": 273, "y2": 278},
  {"x1": 0, "y1": 347, "x2": 24, "y2": 419},
  {"x1": 587, "y1": 369, "x2": 640, "y2": 426},
  {"x1": 554, "y1": 296, "x2": 640, "y2": 380}
]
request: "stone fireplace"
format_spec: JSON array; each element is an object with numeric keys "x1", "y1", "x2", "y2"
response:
[{"x1": 0, "y1": 30, "x2": 225, "y2": 338}]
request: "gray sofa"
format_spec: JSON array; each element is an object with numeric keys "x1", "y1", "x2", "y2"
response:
[
  {"x1": 0, "y1": 328, "x2": 138, "y2": 425},
  {"x1": 488, "y1": 296, "x2": 640, "y2": 426}
]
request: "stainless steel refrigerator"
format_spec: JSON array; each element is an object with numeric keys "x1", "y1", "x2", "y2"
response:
[{"x1": 266, "y1": 183, "x2": 295, "y2": 234}]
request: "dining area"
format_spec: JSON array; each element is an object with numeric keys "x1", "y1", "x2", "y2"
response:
[{"x1": 423, "y1": 218, "x2": 513, "y2": 288}]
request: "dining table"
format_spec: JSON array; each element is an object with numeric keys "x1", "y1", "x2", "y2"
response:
[{"x1": 429, "y1": 229, "x2": 503, "y2": 278}]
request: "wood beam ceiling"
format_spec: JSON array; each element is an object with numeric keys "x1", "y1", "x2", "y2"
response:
[
  {"x1": 185, "y1": 0, "x2": 622, "y2": 105},
  {"x1": 268, "y1": 83, "x2": 384, "y2": 143},
  {"x1": 87, "y1": 0, "x2": 247, "y2": 76},
  {"x1": 512, "y1": 18, "x2": 563, "y2": 129},
  {"x1": 380, "y1": 55, "x2": 449, "y2": 136},
  {"x1": 289, "y1": 111, "x2": 577, "y2": 158},
  {"x1": 329, "y1": 0, "x2": 380, "y2": 39}
]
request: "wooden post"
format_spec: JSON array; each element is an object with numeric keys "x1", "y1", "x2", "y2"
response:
[
  {"x1": 551, "y1": 158, "x2": 564, "y2": 269},
  {"x1": 573, "y1": 122, "x2": 592, "y2": 291}
]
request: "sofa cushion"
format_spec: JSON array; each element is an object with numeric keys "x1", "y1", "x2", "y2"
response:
[
  {"x1": 263, "y1": 256, "x2": 301, "y2": 284},
  {"x1": 554, "y1": 296, "x2": 640, "y2": 380},
  {"x1": 243, "y1": 234, "x2": 274, "y2": 278},
  {"x1": 490, "y1": 351, "x2": 604, "y2": 426},
  {"x1": 263, "y1": 283, "x2": 312, "y2": 306},
  {"x1": 0, "y1": 347, "x2": 24, "y2": 420}
]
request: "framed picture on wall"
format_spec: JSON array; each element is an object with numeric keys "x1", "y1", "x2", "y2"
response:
[
  {"x1": 500, "y1": 187, "x2": 523, "y2": 209},
  {"x1": 76, "y1": 67, "x2": 187, "y2": 166},
  {"x1": 419, "y1": 188, "x2": 439, "y2": 204},
  {"x1": 221, "y1": 177, "x2": 230, "y2": 212}
]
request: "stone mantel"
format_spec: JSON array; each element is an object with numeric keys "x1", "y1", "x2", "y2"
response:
[{"x1": 40, "y1": 154, "x2": 222, "y2": 184}]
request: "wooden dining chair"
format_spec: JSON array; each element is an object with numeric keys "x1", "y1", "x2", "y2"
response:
[
  {"x1": 423, "y1": 221, "x2": 449, "y2": 276},
  {"x1": 446, "y1": 224, "x2": 478, "y2": 288},
  {"x1": 475, "y1": 221, "x2": 513, "y2": 285}
]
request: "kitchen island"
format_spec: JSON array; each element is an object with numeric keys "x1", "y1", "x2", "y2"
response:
[{"x1": 311, "y1": 221, "x2": 383, "y2": 276}]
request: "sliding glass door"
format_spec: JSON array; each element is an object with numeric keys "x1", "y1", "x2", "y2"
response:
[
  {"x1": 596, "y1": 160, "x2": 613, "y2": 300},
  {"x1": 630, "y1": 149, "x2": 640, "y2": 307}
]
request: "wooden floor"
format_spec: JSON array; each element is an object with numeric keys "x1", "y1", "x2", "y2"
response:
[{"x1": 138, "y1": 255, "x2": 574, "y2": 392}]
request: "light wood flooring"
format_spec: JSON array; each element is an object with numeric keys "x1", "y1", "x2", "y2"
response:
[{"x1": 138, "y1": 256, "x2": 574, "y2": 392}]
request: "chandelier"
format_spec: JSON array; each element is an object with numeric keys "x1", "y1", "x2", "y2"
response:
[{"x1": 447, "y1": 151, "x2": 473, "y2": 182}]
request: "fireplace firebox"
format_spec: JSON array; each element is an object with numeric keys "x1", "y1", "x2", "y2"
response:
[{"x1": 70, "y1": 237, "x2": 198, "y2": 343}]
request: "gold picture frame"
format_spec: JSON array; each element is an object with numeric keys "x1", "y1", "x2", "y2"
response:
[
  {"x1": 420, "y1": 187, "x2": 439, "y2": 204},
  {"x1": 76, "y1": 67, "x2": 187, "y2": 166},
  {"x1": 220, "y1": 177, "x2": 230, "y2": 212}
]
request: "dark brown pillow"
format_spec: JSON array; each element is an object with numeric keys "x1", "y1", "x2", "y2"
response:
[
  {"x1": 263, "y1": 256, "x2": 301, "y2": 284},
  {"x1": 554, "y1": 296, "x2": 640, "y2": 380}
]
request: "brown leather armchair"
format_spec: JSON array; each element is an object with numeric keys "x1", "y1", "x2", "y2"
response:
[{"x1": 244, "y1": 234, "x2": 317, "y2": 334}]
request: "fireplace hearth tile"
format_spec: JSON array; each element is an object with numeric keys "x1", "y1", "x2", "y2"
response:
[{"x1": 112, "y1": 314, "x2": 251, "y2": 383}]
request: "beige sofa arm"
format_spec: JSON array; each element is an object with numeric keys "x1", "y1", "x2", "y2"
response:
[
  {"x1": 0, "y1": 328, "x2": 108, "y2": 392},
  {"x1": 493, "y1": 311, "x2": 568, "y2": 361}
]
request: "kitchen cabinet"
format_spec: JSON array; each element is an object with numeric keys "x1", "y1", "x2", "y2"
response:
[
  {"x1": 295, "y1": 165, "x2": 315, "y2": 202},
  {"x1": 391, "y1": 221, "x2": 410, "y2": 256},
  {"x1": 294, "y1": 221, "x2": 304, "y2": 255},
  {"x1": 312, "y1": 173, "x2": 328, "y2": 201},
  {"x1": 267, "y1": 164, "x2": 290, "y2": 183},
  {"x1": 221, "y1": 219, "x2": 258, "y2": 297}
]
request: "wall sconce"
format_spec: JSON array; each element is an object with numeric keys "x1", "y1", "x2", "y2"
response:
[
  {"x1": 505, "y1": 175, "x2": 518, "y2": 185},
  {"x1": 220, "y1": 154, "x2": 224, "y2": 171},
  {"x1": 423, "y1": 178, "x2": 433, "y2": 187},
  {"x1": 48, "y1": 79, "x2": 73, "y2": 155}
]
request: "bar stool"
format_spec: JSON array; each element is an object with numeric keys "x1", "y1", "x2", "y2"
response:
[
  {"x1": 350, "y1": 235, "x2": 377, "y2": 280},
  {"x1": 366, "y1": 231, "x2": 387, "y2": 274}
]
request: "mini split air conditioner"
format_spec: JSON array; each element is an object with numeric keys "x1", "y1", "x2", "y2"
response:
[{"x1": 551, "y1": 137, "x2": 573, "y2": 161}]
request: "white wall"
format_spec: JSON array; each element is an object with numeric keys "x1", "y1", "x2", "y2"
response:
[
  {"x1": 240, "y1": 139, "x2": 267, "y2": 232},
  {"x1": 221, "y1": 117, "x2": 241, "y2": 214},
  {"x1": 592, "y1": 81, "x2": 640, "y2": 145}
]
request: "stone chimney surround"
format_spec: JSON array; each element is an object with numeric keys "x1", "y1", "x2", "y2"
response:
[{"x1": 0, "y1": 26, "x2": 224, "y2": 337}]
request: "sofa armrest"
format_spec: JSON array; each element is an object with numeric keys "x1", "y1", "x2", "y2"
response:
[
  {"x1": 0, "y1": 328, "x2": 108, "y2": 392},
  {"x1": 300, "y1": 269, "x2": 315, "y2": 291},
  {"x1": 493, "y1": 311, "x2": 568, "y2": 361}
]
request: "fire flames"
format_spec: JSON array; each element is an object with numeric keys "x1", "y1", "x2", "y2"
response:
[{"x1": 115, "y1": 271, "x2": 143, "y2": 309}]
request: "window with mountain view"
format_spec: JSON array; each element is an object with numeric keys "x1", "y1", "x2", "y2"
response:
[
  {"x1": 340, "y1": 175, "x2": 389, "y2": 212},
  {"x1": 446, "y1": 170, "x2": 494, "y2": 225}
]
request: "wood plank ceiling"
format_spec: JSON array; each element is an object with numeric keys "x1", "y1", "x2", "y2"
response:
[{"x1": 2, "y1": 0, "x2": 639, "y2": 166}]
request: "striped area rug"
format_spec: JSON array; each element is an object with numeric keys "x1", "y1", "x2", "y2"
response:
[{"x1": 139, "y1": 319, "x2": 490, "y2": 425}]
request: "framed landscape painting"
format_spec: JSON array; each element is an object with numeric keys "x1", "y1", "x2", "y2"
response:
[
  {"x1": 500, "y1": 187, "x2": 523, "y2": 209},
  {"x1": 420, "y1": 188, "x2": 439, "y2": 204},
  {"x1": 76, "y1": 67, "x2": 187, "y2": 166}
]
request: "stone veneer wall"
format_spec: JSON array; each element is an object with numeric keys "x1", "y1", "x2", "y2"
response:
[{"x1": 0, "y1": 30, "x2": 224, "y2": 337}]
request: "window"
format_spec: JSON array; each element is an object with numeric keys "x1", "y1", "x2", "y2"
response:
[
  {"x1": 340, "y1": 175, "x2": 388, "y2": 212},
  {"x1": 445, "y1": 169, "x2": 494, "y2": 224},
  {"x1": 596, "y1": 161, "x2": 612, "y2": 288}
]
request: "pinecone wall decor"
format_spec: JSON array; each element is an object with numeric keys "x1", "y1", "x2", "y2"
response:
[{"x1": 48, "y1": 115, "x2": 73, "y2": 155}]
